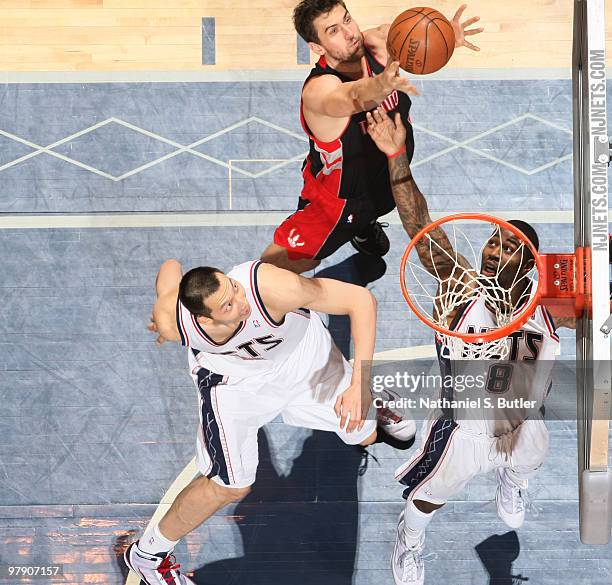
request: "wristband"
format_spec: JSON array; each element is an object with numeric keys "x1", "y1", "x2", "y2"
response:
[{"x1": 386, "y1": 146, "x2": 406, "y2": 159}]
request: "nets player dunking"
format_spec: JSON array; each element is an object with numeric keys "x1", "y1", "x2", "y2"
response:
[
  {"x1": 366, "y1": 106, "x2": 576, "y2": 585},
  {"x1": 260, "y1": 0, "x2": 483, "y2": 274}
]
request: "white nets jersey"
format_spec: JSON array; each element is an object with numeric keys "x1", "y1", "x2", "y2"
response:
[
  {"x1": 176, "y1": 260, "x2": 311, "y2": 377},
  {"x1": 437, "y1": 283, "x2": 559, "y2": 436}
]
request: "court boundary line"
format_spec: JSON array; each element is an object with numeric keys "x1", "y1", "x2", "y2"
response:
[
  {"x1": 0, "y1": 210, "x2": 575, "y2": 229},
  {"x1": 0, "y1": 68, "x2": 577, "y2": 84}
]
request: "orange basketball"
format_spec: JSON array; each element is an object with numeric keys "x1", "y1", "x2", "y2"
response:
[{"x1": 387, "y1": 8, "x2": 455, "y2": 74}]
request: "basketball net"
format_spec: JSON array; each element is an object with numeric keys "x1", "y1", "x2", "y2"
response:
[{"x1": 400, "y1": 215, "x2": 544, "y2": 361}]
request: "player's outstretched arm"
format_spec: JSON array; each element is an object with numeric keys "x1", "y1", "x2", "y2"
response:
[
  {"x1": 303, "y1": 58, "x2": 418, "y2": 119},
  {"x1": 257, "y1": 263, "x2": 376, "y2": 433},
  {"x1": 366, "y1": 106, "x2": 471, "y2": 279},
  {"x1": 149, "y1": 259, "x2": 183, "y2": 345}
]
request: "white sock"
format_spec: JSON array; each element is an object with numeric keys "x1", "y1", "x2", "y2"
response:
[
  {"x1": 138, "y1": 523, "x2": 179, "y2": 556},
  {"x1": 506, "y1": 467, "x2": 533, "y2": 486},
  {"x1": 402, "y1": 500, "x2": 436, "y2": 547}
]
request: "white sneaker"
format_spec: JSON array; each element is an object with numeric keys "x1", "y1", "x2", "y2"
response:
[
  {"x1": 496, "y1": 468, "x2": 528, "y2": 529},
  {"x1": 124, "y1": 542, "x2": 195, "y2": 585},
  {"x1": 377, "y1": 407, "x2": 416, "y2": 442},
  {"x1": 392, "y1": 512, "x2": 425, "y2": 585}
]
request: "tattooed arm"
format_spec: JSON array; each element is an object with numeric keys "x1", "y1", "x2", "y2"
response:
[{"x1": 366, "y1": 107, "x2": 472, "y2": 279}]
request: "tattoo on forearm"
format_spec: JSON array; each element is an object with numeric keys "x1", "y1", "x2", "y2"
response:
[{"x1": 388, "y1": 155, "x2": 461, "y2": 276}]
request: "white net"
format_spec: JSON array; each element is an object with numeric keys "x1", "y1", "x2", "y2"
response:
[{"x1": 403, "y1": 220, "x2": 538, "y2": 360}]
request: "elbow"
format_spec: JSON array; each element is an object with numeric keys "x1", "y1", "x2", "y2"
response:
[{"x1": 161, "y1": 259, "x2": 182, "y2": 270}]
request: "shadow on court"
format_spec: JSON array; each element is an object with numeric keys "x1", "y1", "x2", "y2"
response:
[
  {"x1": 191, "y1": 429, "x2": 368, "y2": 585},
  {"x1": 475, "y1": 531, "x2": 527, "y2": 585},
  {"x1": 317, "y1": 253, "x2": 387, "y2": 356}
]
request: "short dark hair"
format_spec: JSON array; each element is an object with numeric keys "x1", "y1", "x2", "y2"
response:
[
  {"x1": 508, "y1": 219, "x2": 539, "y2": 254},
  {"x1": 293, "y1": 0, "x2": 347, "y2": 43},
  {"x1": 178, "y1": 266, "x2": 223, "y2": 318}
]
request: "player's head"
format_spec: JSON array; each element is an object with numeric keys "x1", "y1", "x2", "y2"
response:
[
  {"x1": 179, "y1": 267, "x2": 251, "y2": 325},
  {"x1": 480, "y1": 220, "x2": 539, "y2": 289},
  {"x1": 293, "y1": 0, "x2": 364, "y2": 64}
]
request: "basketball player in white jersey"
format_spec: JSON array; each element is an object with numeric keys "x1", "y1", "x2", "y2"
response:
[
  {"x1": 365, "y1": 106, "x2": 575, "y2": 585},
  {"x1": 124, "y1": 259, "x2": 415, "y2": 585}
]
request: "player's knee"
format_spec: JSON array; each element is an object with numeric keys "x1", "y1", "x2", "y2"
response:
[
  {"x1": 260, "y1": 243, "x2": 282, "y2": 262},
  {"x1": 210, "y1": 481, "x2": 251, "y2": 504},
  {"x1": 260, "y1": 244, "x2": 319, "y2": 274},
  {"x1": 414, "y1": 499, "x2": 444, "y2": 514}
]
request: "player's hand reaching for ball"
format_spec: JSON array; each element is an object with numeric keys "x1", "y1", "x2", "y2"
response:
[
  {"x1": 365, "y1": 57, "x2": 420, "y2": 97},
  {"x1": 366, "y1": 106, "x2": 406, "y2": 157},
  {"x1": 451, "y1": 4, "x2": 484, "y2": 51}
]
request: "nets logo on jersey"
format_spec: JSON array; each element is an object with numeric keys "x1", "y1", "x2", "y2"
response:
[
  {"x1": 219, "y1": 334, "x2": 284, "y2": 360},
  {"x1": 466, "y1": 326, "x2": 543, "y2": 361}
]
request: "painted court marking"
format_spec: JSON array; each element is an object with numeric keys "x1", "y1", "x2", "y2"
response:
[{"x1": 0, "y1": 210, "x2": 574, "y2": 230}]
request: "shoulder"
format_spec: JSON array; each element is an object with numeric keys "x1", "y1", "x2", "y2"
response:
[
  {"x1": 363, "y1": 24, "x2": 390, "y2": 55},
  {"x1": 256, "y1": 263, "x2": 312, "y2": 309},
  {"x1": 363, "y1": 24, "x2": 390, "y2": 44},
  {"x1": 302, "y1": 73, "x2": 343, "y2": 104}
]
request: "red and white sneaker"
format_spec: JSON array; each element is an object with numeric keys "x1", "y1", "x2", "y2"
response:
[
  {"x1": 377, "y1": 406, "x2": 416, "y2": 442},
  {"x1": 375, "y1": 394, "x2": 417, "y2": 450},
  {"x1": 124, "y1": 542, "x2": 195, "y2": 585}
]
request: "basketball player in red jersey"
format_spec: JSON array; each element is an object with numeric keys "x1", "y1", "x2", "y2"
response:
[{"x1": 261, "y1": 1, "x2": 483, "y2": 273}]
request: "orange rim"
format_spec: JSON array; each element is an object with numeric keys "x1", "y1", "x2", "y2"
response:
[{"x1": 400, "y1": 213, "x2": 545, "y2": 344}]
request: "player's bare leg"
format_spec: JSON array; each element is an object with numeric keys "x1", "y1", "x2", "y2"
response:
[
  {"x1": 125, "y1": 477, "x2": 249, "y2": 585},
  {"x1": 260, "y1": 242, "x2": 320, "y2": 274}
]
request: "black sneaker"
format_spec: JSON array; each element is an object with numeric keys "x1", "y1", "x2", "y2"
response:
[{"x1": 351, "y1": 221, "x2": 390, "y2": 257}]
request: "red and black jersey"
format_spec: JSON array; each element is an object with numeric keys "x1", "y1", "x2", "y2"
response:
[{"x1": 300, "y1": 47, "x2": 415, "y2": 218}]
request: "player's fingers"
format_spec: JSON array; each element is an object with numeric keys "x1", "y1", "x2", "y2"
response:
[
  {"x1": 372, "y1": 108, "x2": 384, "y2": 123},
  {"x1": 462, "y1": 40, "x2": 480, "y2": 51},
  {"x1": 379, "y1": 106, "x2": 393, "y2": 122},
  {"x1": 452, "y1": 3, "x2": 467, "y2": 21},
  {"x1": 347, "y1": 407, "x2": 360, "y2": 433},
  {"x1": 398, "y1": 81, "x2": 420, "y2": 96},
  {"x1": 365, "y1": 111, "x2": 375, "y2": 127},
  {"x1": 334, "y1": 395, "x2": 342, "y2": 418},
  {"x1": 394, "y1": 112, "x2": 402, "y2": 127},
  {"x1": 462, "y1": 16, "x2": 480, "y2": 28},
  {"x1": 464, "y1": 26, "x2": 484, "y2": 35},
  {"x1": 386, "y1": 60, "x2": 400, "y2": 76},
  {"x1": 339, "y1": 410, "x2": 348, "y2": 431}
]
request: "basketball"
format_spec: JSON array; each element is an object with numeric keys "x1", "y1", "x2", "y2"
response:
[{"x1": 387, "y1": 7, "x2": 455, "y2": 74}]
